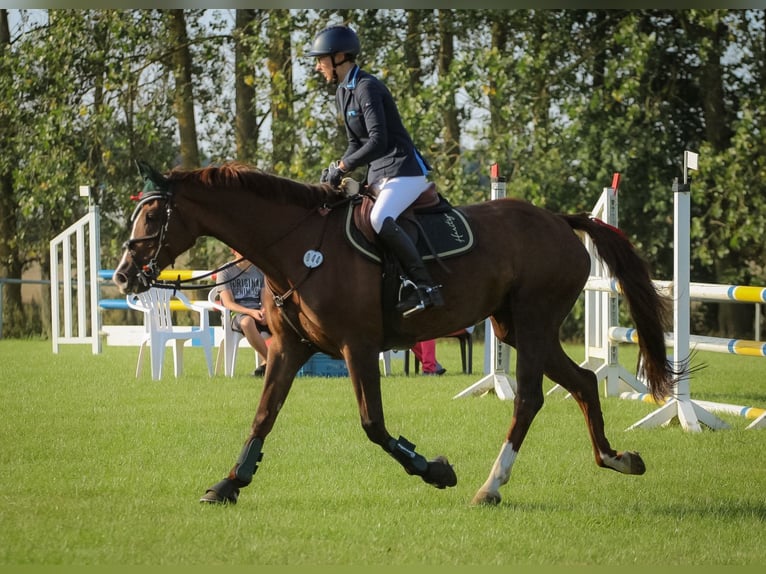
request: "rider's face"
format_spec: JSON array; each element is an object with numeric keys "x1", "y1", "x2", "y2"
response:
[{"x1": 314, "y1": 55, "x2": 334, "y2": 82}]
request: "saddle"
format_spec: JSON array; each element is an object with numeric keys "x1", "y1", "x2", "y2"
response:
[
  {"x1": 342, "y1": 183, "x2": 475, "y2": 347},
  {"x1": 344, "y1": 183, "x2": 475, "y2": 264}
]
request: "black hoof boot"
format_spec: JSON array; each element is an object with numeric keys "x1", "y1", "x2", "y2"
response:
[
  {"x1": 423, "y1": 456, "x2": 457, "y2": 489},
  {"x1": 200, "y1": 478, "x2": 240, "y2": 504}
]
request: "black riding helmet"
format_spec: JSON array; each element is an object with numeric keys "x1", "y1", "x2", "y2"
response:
[{"x1": 308, "y1": 25, "x2": 360, "y2": 58}]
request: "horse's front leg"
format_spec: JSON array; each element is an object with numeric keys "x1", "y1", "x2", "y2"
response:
[
  {"x1": 200, "y1": 339, "x2": 313, "y2": 505},
  {"x1": 471, "y1": 332, "x2": 546, "y2": 506},
  {"x1": 345, "y1": 348, "x2": 457, "y2": 490}
]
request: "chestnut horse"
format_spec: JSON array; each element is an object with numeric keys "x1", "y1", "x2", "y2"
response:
[{"x1": 113, "y1": 161, "x2": 676, "y2": 506}]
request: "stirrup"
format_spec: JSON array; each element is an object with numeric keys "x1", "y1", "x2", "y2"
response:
[
  {"x1": 401, "y1": 299, "x2": 427, "y2": 318},
  {"x1": 398, "y1": 284, "x2": 444, "y2": 318}
]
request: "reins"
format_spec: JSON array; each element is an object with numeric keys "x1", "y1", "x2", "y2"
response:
[
  {"x1": 150, "y1": 257, "x2": 247, "y2": 292},
  {"x1": 266, "y1": 195, "x2": 352, "y2": 348}
]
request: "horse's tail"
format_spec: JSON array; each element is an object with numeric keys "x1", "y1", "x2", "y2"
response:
[{"x1": 561, "y1": 213, "x2": 677, "y2": 401}]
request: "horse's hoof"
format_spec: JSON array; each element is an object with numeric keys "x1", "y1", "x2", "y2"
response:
[
  {"x1": 423, "y1": 455, "x2": 457, "y2": 489},
  {"x1": 199, "y1": 488, "x2": 239, "y2": 504},
  {"x1": 622, "y1": 450, "x2": 646, "y2": 475},
  {"x1": 199, "y1": 479, "x2": 240, "y2": 504},
  {"x1": 601, "y1": 450, "x2": 646, "y2": 475},
  {"x1": 470, "y1": 489, "x2": 501, "y2": 506}
]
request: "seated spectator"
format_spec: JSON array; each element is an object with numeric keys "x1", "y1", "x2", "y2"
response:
[{"x1": 217, "y1": 248, "x2": 270, "y2": 376}]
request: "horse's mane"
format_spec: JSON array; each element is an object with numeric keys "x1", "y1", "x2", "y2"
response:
[{"x1": 166, "y1": 161, "x2": 348, "y2": 208}]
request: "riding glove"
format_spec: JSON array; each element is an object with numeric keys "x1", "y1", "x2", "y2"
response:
[{"x1": 325, "y1": 162, "x2": 346, "y2": 188}]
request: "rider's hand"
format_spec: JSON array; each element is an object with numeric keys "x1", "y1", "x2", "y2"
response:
[{"x1": 326, "y1": 162, "x2": 346, "y2": 188}]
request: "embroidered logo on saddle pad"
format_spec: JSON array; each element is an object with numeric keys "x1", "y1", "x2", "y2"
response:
[{"x1": 344, "y1": 195, "x2": 475, "y2": 263}]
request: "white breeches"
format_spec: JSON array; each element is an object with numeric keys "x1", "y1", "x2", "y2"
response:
[{"x1": 369, "y1": 175, "x2": 430, "y2": 233}]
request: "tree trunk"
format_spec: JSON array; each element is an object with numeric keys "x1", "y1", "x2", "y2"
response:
[
  {"x1": 695, "y1": 13, "x2": 749, "y2": 336},
  {"x1": 268, "y1": 9, "x2": 293, "y2": 172},
  {"x1": 166, "y1": 9, "x2": 199, "y2": 168},
  {"x1": 438, "y1": 9, "x2": 460, "y2": 168},
  {"x1": 488, "y1": 12, "x2": 509, "y2": 143},
  {"x1": 235, "y1": 9, "x2": 259, "y2": 162},
  {"x1": 404, "y1": 10, "x2": 422, "y2": 97},
  {"x1": 0, "y1": 8, "x2": 25, "y2": 337}
]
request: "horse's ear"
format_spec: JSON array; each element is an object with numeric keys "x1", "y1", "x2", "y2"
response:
[{"x1": 135, "y1": 160, "x2": 169, "y2": 194}]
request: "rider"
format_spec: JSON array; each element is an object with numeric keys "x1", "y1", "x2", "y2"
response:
[{"x1": 309, "y1": 24, "x2": 445, "y2": 318}]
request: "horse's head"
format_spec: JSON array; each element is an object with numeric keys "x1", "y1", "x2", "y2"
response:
[{"x1": 112, "y1": 161, "x2": 195, "y2": 294}]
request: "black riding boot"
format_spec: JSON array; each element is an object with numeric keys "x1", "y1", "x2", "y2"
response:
[{"x1": 378, "y1": 217, "x2": 445, "y2": 317}]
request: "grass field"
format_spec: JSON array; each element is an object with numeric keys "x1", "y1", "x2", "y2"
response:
[{"x1": 0, "y1": 338, "x2": 764, "y2": 566}]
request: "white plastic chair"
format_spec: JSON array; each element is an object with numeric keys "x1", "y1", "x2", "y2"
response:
[
  {"x1": 208, "y1": 284, "x2": 267, "y2": 377},
  {"x1": 126, "y1": 287, "x2": 214, "y2": 380}
]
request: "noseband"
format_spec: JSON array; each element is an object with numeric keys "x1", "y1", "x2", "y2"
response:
[{"x1": 123, "y1": 191, "x2": 174, "y2": 288}]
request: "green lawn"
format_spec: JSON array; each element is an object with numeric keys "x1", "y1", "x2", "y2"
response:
[{"x1": 0, "y1": 339, "x2": 764, "y2": 566}]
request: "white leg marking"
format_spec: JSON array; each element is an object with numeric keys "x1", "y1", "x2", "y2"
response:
[
  {"x1": 600, "y1": 450, "x2": 628, "y2": 472},
  {"x1": 479, "y1": 441, "x2": 518, "y2": 496}
]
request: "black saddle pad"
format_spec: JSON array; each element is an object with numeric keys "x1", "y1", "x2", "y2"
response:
[{"x1": 344, "y1": 199, "x2": 475, "y2": 263}]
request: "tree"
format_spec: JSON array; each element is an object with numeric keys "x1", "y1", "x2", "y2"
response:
[
  {"x1": 0, "y1": 8, "x2": 24, "y2": 335},
  {"x1": 690, "y1": 10, "x2": 766, "y2": 335},
  {"x1": 2, "y1": 9, "x2": 766, "y2": 340},
  {"x1": 165, "y1": 9, "x2": 199, "y2": 168},
  {"x1": 234, "y1": 9, "x2": 260, "y2": 162},
  {"x1": 268, "y1": 9, "x2": 294, "y2": 173},
  {"x1": 404, "y1": 10, "x2": 423, "y2": 97},
  {"x1": 437, "y1": 9, "x2": 460, "y2": 170},
  {"x1": 2, "y1": 10, "x2": 182, "y2": 335}
]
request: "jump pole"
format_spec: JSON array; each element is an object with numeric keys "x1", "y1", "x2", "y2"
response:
[
  {"x1": 453, "y1": 163, "x2": 516, "y2": 401},
  {"x1": 627, "y1": 151, "x2": 728, "y2": 432}
]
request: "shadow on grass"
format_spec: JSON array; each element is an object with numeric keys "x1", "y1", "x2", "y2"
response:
[{"x1": 654, "y1": 500, "x2": 766, "y2": 522}]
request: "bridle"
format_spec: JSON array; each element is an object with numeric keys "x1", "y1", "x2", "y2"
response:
[
  {"x1": 123, "y1": 190, "x2": 174, "y2": 289},
  {"x1": 123, "y1": 188, "x2": 248, "y2": 291}
]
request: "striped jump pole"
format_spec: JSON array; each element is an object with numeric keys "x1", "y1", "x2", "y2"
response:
[
  {"x1": 609, "y1": 326, "x2": 766, "y2": 358},
  {"x1": 99, "y1": 298, "x2": 211, "y2": 313},
  {"x1": 586, "y1": 278, "x2": 766, "y2": 306},
  {"x1": 612, "y1": 325, "x2": 766, "y2": 429},
  {"x1": 582, "y1": 153, "x2": 764, "y2": 430}
]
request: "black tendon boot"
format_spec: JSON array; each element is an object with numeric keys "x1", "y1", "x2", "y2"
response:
[{"x1": 378, "y1": 217, "x2": 445, "y2": 317}]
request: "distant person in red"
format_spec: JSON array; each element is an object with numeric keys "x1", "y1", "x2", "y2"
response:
[{"x1": 411, "y1": 340, "x2": 446, "y2": 376}]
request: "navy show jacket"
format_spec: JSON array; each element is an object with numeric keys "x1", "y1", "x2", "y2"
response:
[{"x1": 335, "y1": 65, "x2": 430, "y2": 186}]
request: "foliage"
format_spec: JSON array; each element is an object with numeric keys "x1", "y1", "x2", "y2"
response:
[{"x1": 2, "y1": 9, "x2": 765, "y2": 338}]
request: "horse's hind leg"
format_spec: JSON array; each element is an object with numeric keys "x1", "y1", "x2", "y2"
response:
[{"x1": 544, "y1": 343, "x2": 646, "y2": 475}]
